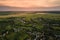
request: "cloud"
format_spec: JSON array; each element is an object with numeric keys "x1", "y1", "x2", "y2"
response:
[
  {"x1": 48, "y1": 0, "x2": 60, "y2": 5},
  {"x1": 0, "y1": 0, "x2": 6, "y2": 1},
  {"x1": 0, "y1": 0, "x2": 60, "y2": 7}
]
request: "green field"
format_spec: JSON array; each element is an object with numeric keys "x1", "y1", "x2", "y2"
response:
[{"x1": 0, "y1": 12, "x2": 60, "y2": 40}]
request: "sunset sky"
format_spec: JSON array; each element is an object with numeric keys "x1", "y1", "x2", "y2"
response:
[
  {"x1": 0, "y1": 0, "x2": 60, "y2": 11},
  {"x1": 0, "y1": 0, "x2": 60, "y2": 8}
]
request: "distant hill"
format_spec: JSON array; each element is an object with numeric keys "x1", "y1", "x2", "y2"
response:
[
  {"x1": 0, "y1": 5, "x2": 25, "y2": 11},
  {"x1": 0, "y1": 5, "x2": 60, "y2": 11}
]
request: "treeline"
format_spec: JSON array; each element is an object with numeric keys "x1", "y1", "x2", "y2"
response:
[
  {"x1": 0, "y1": 11, "x2": 60, "y2": 15},
  {"x1": 0, "y1": 17, "x2": 60, "y2": 40}
]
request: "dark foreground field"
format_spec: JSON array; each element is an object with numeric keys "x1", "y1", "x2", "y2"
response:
[{"x1": 0, "y1": 12, "x2": 60, "y2": 40}]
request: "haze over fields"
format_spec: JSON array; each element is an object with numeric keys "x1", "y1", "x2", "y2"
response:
[{"x1": 0, "y1": 0, "x2": 60, "y2": 11}]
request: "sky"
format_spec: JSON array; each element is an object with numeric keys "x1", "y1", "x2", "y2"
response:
[
  {"x1": 0, "y1": 0, "x2": 60, "y2": 11},
  {"x1": 0, "y1": 0, "x2": 60, "y2": 8}
]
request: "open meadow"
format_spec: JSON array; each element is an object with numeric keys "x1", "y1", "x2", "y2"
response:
[{"x1": 0, "y1": 12, "x2": 60, "y2": 40}]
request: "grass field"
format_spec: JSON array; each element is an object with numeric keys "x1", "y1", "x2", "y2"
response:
[
  {"x1": 0, "y1": 12, "x2": 60, "y2": 18},
  {"x1": 0, "y1": 12, "x2": 60, "y2": 40}
]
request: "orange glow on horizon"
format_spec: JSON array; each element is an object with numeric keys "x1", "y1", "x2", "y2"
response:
[{"x1": 0, "y1": 0, "x2": 60, "y2": 8}]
